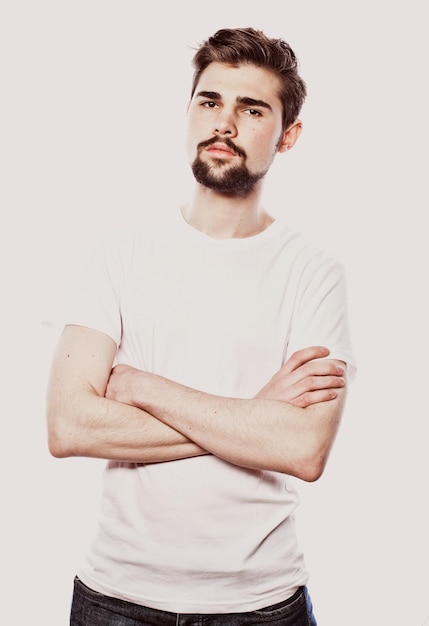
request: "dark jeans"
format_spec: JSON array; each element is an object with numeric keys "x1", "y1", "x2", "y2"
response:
[{"x1": 70, "y1": 577, "x2": 317, "y2": 625}]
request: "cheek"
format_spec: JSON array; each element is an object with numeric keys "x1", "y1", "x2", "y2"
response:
[
  {"x1": 185, "y1": 123, "x2": 199, "y2": 161},
  {"x1": 185, "y1": 136, "x2": 196, "y2": 164},
  {"x1": 186, "y1": 113, "x2": 207, "y2": 151},
  {"x1": 248, "y1": 131, "x2": 278, "y2": 165}
]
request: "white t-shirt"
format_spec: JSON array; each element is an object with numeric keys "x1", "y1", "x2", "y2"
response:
[{"x1": 68, "y1": 209, "x2": 356, "y2": 613}]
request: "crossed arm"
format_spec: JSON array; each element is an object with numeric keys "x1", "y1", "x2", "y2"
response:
[{"x1": 47, "y1": 324, "x2": 347, "y2": 481}]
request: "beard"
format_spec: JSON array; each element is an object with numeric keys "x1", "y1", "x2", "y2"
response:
[{"x1": 191, "y1": 138, "x2": 267, "y2": 195}]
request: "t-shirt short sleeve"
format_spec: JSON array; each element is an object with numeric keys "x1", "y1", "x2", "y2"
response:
[
  {"x1": 286, "y1": 250, "x2": 357, "y2": 380},
  {"x1": 64, "y1": 237, "x2": 124, "y2": 347}
]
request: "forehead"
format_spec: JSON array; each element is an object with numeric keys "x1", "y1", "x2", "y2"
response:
[{"x1": 194, "y1": 62, "x2": 282, "y2": 107}]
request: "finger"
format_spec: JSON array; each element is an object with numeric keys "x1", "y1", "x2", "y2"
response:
[
  {"x1": 257, "y1": 372, "x2": 344, "y2": 403},
  {"x1": 289, "y1": 388, "x2": 339, "y2": 408},
  {"x1": 272, "y1": 358, "x2": 342, "y2": 390},
  {"x1": 292, "y1": 374, "x2": 345, "y2": 397},
  {"x1": 282, "y1": 346, "x2": 330, "y2": 374},
  {"x1": 297, "y1": 361, "x2": 345, "y2": 380}
]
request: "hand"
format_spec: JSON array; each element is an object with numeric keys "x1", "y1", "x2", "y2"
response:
[
  {"x1": 105, "y1": 364, "x2": 143, "y2": 405},
  {"x1": 255, "y1": 346, "x2": 345, "y2": 408}
]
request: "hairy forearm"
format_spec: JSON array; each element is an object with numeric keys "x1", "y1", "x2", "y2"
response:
[
  {"x1": 110, "y1": 369, "x2": 347, "y2": 480},
  {"x1": 48, "y1": 389, "x2": 207, "y2": 463},
  {"x1": 47, "y1": 325, "x2": 208, "y2": 463},
  {"x1": 48, "y1": 327, "x2": 345, "y2": 472}
]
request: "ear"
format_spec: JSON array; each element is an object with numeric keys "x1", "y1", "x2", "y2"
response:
[{"x1": 277, "y1": 120, "x2": 303, "y2": 153}]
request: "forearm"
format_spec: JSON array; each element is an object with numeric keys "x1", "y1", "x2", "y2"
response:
[
  {"x1": 48, "y1": 390, "x2": 207, "y2": 462},
  {"x1": 46, "y1": 325, "x2": 207, "y2": 463},
  {"x1": 120, "y1": 370, "x2": 347, "y2": 480}
]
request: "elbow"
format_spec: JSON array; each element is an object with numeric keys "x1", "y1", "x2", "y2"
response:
[
  {"x1": 273, "y1": 453, "x2": 326, "y2": 482},
  {"x1": 48, "y1": 435, "x2": 73, "y2": 459},
  {"x1": 291, "y1": 412, "x2": 342, "y2": 482},
  {"x1": 290, "y1": 447, "x2": 330, "y2": 483},
  {"x1": 47, "y1": 412, "x2": 77, "y2": 458},
  {"x1": 298, "y1": 457, "x2": 326, "y2": 482}
]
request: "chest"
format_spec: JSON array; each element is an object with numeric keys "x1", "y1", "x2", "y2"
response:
[{"x1": 118, "y1": 243, "x2": 299, "y2": 395}]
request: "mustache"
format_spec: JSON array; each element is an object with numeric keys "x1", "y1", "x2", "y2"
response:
[{"x1": 197, "y1": 137, "x2": 246, "y2": 159}]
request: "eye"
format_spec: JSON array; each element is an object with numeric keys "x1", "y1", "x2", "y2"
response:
[
  {"x1": 201, "y1": 101, "x2": 219, "y2": 109},
  {"x1": 245, "y1": 108, "x2": 262, "y2": 117}
]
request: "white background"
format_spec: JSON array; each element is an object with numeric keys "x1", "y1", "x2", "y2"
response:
[{"x1": 2, "y1": 1, "x2": 428, "y2": 624}]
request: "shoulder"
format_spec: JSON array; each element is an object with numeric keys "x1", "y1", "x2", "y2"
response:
[
  {"x1": 273, "y1": 219, "x2": 344, "y2": 276},
  {"x1": 91, "y1": 211, "x2": 171, "y2": 267}
]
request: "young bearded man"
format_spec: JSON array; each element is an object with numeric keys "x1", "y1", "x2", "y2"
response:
[{"x1": 47, "y1": 27, "x2": 356, "y2": 626}]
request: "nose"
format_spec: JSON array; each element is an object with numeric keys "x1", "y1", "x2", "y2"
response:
[{"x1": 213, "y1": 108, "x2": 237, "y2": 137}]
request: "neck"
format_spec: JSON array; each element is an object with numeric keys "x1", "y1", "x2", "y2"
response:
[{"x1": 181, "y1": 182, "x2": 274, "y2": 239}]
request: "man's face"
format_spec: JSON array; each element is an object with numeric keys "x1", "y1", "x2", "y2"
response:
[{"x1": 186, "y1": 62, "x2": 286, "y2": 195}]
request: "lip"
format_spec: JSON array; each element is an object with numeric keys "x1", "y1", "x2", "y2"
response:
[{"x1": 205, "y1": 142, "x2": 237, "y2": 158}]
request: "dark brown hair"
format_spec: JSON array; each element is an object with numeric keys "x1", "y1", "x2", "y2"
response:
[{"x1": 191, "y1": 27, "x2": 307, "y2": 132}]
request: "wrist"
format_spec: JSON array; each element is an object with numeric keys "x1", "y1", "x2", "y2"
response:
[{"x1": 131, "y1": 370, "x2": 163, "y2": 412}]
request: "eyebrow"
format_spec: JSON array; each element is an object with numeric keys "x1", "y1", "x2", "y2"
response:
[{"x1": 196, "y1": 91, "x2": 273, "y2": 111}]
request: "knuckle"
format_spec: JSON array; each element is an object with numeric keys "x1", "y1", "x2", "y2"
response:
[{"x1": 298, "y1": 392, "x2": 312, "y2": 407}]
